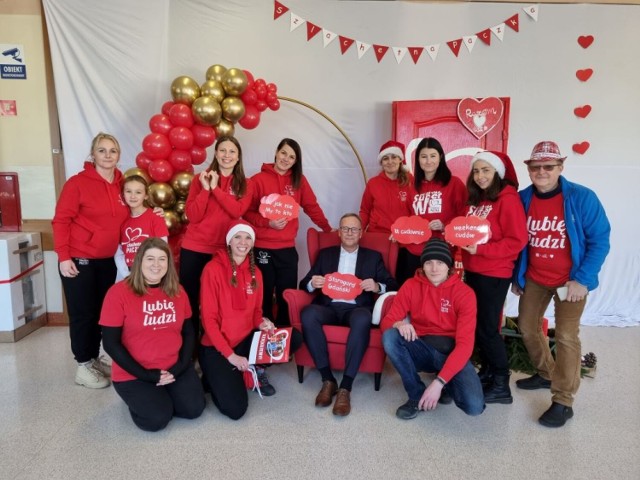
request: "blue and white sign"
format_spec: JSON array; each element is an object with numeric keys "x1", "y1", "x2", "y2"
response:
[{"x1": 1, "y1": 44, "x2": 27, "y2": 80}]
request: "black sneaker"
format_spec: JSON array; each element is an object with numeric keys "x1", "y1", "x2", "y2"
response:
[
  {"x1": 255, "y1": 366, "x2": 276, "y2": 397},
  {"x1": 516, "y1": 373, "x2": 551, "y2": 390},
  {"x1": 539, "y1": 402, "x2": 574, "y2": 428},
  {"x1": 395, "y1": 399, "x2": 420, "y2": 420}
]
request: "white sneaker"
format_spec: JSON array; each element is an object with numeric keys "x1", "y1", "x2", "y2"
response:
[
  {"x1": 75, "y1": 363, "x2": 110, "y2": 389},
  {"x1": 92, "y1": 355, "x2": 112, "y2": 377}
]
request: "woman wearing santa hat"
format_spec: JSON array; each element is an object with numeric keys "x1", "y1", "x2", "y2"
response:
[
  {"x1": 245, "y1": 138, "x2": 332, "y2": 328},
  {"x1": 461, "y1": 150, "x2": 528, "y2": 404}
]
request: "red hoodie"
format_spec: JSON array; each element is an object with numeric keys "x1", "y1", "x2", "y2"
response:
[
  {"x1": 359, "y1": 171, "x2": 414, "y2": 234},
  {"x1": 244, "y1": 163, "x2": 331, "y2": 249},
  {"x1": 381, "y1": 272, "x2": 477, "y2": 383},
  {"x1": 182, "y1": 172, "x2": 253, "y2": 254},
  {"x1": 52, "y1": 162, "x2": 129, "y2": 261},
  {"x1": 200, "y1": 249, "x2": 263, "y2": 358},
  {"x1": 461, "y1": 185, "x2": 528, "y2": 278}
]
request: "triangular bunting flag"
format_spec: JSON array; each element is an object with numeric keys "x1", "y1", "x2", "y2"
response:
[
  {"x1": 523, "y1": 5, "x2": 539, "y2": 21},
  {"x1": 339, "y1": 35, "x2": 355, "y2": 54},
  {"x1": 290, "y1": 13, "x2": 304, "y2": 32},
  {"x1": 274, "y1": 1, "x2": 289, "y2": 20},
  {"x1": 505, "y1": 14, "x2": 519, "y2": 32},
  {"x1": 322, "y1": 29, "x2": 337, "y2": 48},
  {"x1": 491, "y1": 24, "x2": 505, "y2": 42},
  {"x1": 447, "y1": 39, "x2": 462, "y2": 57},
  {"x1": 477, "y1": 28, "x2": 492, "y2": 46},
  {"x1": 408, "y1": 47, "x2": 424, "y2": 64},
  {"x1": 356, "y1": 41, "x2": 371, "y2": 59},
  {"x1": 463, "y1": 36, "x2": 477, "y2": 53},
  {"x1": 392, "y1": 47, "x2": 407, "y2": 64},
  {"x1": 306, "y1": 22, "x2": 321, "y2": 41},
  {"x1": 425, "y1": 44, "x2": 440, "y2": 61},
  {"x1": 373, "y1": 44, "x2": 389, "y2": 63}
]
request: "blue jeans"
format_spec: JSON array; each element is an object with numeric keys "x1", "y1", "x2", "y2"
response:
[{"x1": 382, "y1": 328, "x2": 485, "y2": 416}]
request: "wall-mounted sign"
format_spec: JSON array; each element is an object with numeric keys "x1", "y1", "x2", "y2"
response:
[
  {"x1": 0, "y1": 100, "x2": 17, "y2": 116},
  {"x1": 1, "y1": 44, "x2": 27, "y2": 80}
]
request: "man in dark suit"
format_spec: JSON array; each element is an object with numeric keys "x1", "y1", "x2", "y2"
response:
[{"x1": 300, "y1": 213, "x2": 398, "y2": 416}]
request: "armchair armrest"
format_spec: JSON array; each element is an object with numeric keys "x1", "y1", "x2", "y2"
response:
[
  {"x1": 283, "y1": 289, "x2": 314, "y2": 331},
  {"x1": 371, "y1": 291, "x2": 397, "y2": 325}
]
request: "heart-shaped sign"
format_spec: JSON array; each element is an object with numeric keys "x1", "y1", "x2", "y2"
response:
[
  {"x1": 577, "y1": 35, "x2": 594, "y2": 49},
  {"x1": 125, "y1": 227, "x2": 144, "y2": 242},
  {"x1": 576, "y1": 69, "x2": 593, "y2": 82},
  {"x1": 391, "y1": 216, "x2": 432, "y2": 245},
  {"x1": 457, "y1": 97, "x2": 504, "y2": 139},
  {"x1": 574, "y1": 105, "x2": 592, "y2": 118},
  {"x1": 444, "y1": 216, "x2": 492, "y2": 247},
  {"x1": 259, "y1": 193, "x2": 300, "y2": 220},
  {"x1": 572, "y1": 142, "x2": 590, "y2": 155},
  {"x1": 322, "y1": 272, "x2": 363, "y2": 301}
]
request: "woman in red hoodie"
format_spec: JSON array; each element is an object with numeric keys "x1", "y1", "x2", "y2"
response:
[
  {"x1": 244, "y1": 138, "x2": 332, "y2": 327},
  {"x1": 461, "y1": 151, "x2": 528, "y2": 404},
  {"x1": 53, "y1": 132, "x2": 129, "y2": 389},
  {"x1": 179, "y1": 136, "x2": 252, "y2": 338}
]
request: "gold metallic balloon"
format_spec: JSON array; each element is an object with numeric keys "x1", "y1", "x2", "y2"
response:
[
  {"x1": 170, "y1": 76, "x2": 201, "y2": 106},
  {"x1": 215, "y1": 118, "x2": 235, "y2": 137},
  {"x1": 221, "y1": 96, "x2": 245, "y2": 123},
  {"x1": 174, "y1": 200, "x2": 186, "y2": 215},
  {"x1": 163, "y1": 209, "x2": 183, "y2": 235},
  {"x1": 148, "y1": 182, "x2": 177, "y2": 209},
  {"x1": 200, "y1": 80, "x2": 226, "y2": 104},
  {"x1": 205, "y1": 64, "x2": 227, "y2": 83},
  {"x1": 170, "y1": 172, "x2": 194, "y2": 198},
  {"x1": 180, "y1": 211, "x2": 189, "y2": 224},
  {"x1": 123, "y1": 167, "x2": 152, "y2": 186},
  {"x1": 191, "y1": 95, "x2": 222, "y2": 126},
  {"x1": 221, "y1": 68, "x2": 248, "y2": 96}
]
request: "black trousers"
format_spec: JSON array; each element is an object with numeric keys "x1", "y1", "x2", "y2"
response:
[
  {"x1": 254, "y1": 246, "x2": 298, "y2": 326},
  {"x1": 464, "y1": 271, "x2": 511, "y2": 376},
  {"x1": 300, "y1": 302, "x2": 372, "y2": 379},
  {"x1": 113, "y1": 364, "x2": 205, "y2": 432},
  {"x1": 60, "y1": 257, "x2": 116, "y2": 363},
  {"x1": 396, "y1": 247, "x2": 420, "y2": 287},
  {"x1": 179, "y1": 248, "x2": 213, "y2": 336}
]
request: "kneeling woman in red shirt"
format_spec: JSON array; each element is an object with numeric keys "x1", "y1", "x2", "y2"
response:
[{"x1": 100, "y1": 237, "x2": 205, "y2": 431}]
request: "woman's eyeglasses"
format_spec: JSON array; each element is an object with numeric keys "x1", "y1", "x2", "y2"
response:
[{"x1": 527, "y1": 164, "x2": 562, "y2": 173}]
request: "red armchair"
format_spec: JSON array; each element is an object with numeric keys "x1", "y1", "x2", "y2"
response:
[{"x1": 283, "y1": 228, "x2": 398, "y2": 390}]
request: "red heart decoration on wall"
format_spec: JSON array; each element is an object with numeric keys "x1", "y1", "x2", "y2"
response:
[
  {"x1": 577, "y1": 35, "x2": 594, "y2": 49},
  {"x1": 572, "y1": 142, "x2": 590, "y2": 154},
  {"x1": 574, "y1": 105, "x2": 592, "y2": 118},
  {"x1": 457, "y1": 97, "x2": 504, "y2": 139},
  {"x1": 576, "y1": 69, "x2": 593, "y2": 82}
]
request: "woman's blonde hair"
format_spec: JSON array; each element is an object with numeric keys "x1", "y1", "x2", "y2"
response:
[
  {"x1": 126, "y1": 238, "x2": 180, "y2": 297},
  {"x1": 90, "y1": 132, "x2": 121, "y2": 157}
]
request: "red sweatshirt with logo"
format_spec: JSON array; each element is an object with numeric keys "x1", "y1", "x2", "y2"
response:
[{"x1": 359, "y1": 171, "x2": 414, "y2": 234}]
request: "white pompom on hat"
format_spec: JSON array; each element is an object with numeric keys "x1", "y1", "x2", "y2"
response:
[
  {"x1": 377, "y1": 140, "x2": 405, "y2": 162},
  {"x1": 225, "y1": 220, "x2": 255, "y2": 245}
]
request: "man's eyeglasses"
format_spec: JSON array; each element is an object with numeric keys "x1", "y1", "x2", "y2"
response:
[
  {"x1": 527, "y1": 164, "x2": 562, "y2": 173},
  {"x1": 339, "y1": 226, "x2": 362, "y2": 234}
]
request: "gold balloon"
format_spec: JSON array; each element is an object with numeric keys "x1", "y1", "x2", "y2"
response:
[
  {"x1": 221, "y1": 68, "x2": 248, "y2": 96},
  {"x1": 205, "y1": 64, "x2": 227, "y2": 83},
  {"x1": 170, "y1": 76, "x2": 201, "y2": 106},
  {"x1": 192, "y1": 95, "x2": 222, "y2": 126},
  {"x1": 164, "y1": 210, "x2": 183, "y2": 235},
  {"x1": 148, "y1": 182, "x2": 177, "y2": 209},
  {"x1": 221, "y1": 96, "x2": 245, "y2": 123},
  {"x1": 180, "y1": 212, "x2": 189, "y2": 224},
  {"x1": 215, "y1": 118, "x2": 235, "y2": 137},
  {"x1": 200, "y1": 80, "x2": 226, "y2": 104},
  {"x1": 170, "y1": 172, "x2": 194, "y2": 198},
  {"x1": 123, "y1": 167, "x2": 152, "y2": 185},
  {"x1": 174, "y1": 200, "x2": 186, "y2": 215}
]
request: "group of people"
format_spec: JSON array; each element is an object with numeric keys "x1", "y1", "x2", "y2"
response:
[{"x1": 52, "y1": 131, "x2": 609, "y2": 431}]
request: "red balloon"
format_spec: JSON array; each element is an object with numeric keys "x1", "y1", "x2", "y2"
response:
[
  {"x1": 190, "y1": 146, "x2": 207, "y2": 165},
  {"x1": 265, "y1": 91, "x2": 278, "y2": 104},
  {"x1": 254, "y1": 78, "x2": 266, "y2": 89},
  {"x1": 168, "y1": 103, "x2": 194, "y2": 128},
  {"x1": 254, "y1": 85, "x2": 267, "y2": 100},
  {"x1": 161, "y1": 101, "x2": 175, "y2": 115},
  {"x1": 191, "y1": 124, "x2": 216, "y2": 148},
  {"x1": 243, "y1": 70, "x2": 255, "y2": 88},
  {"x1": 149, "y1": 114, "x2": 173, "y2": 135},
  {"x1": 266, "y1": 82, "x2": 277, "y2": 93},
  {"x1": 169, "y1": 126, "x2": 194, "y2": 150},
  {"x1": 135, "y1": 152, "x2": 152, "y2": 170},
  {"x1": 142, "y1": 133, "x2": 172, "y2": 160},
  {"x1": 169, "y1": 150, "x2": 192, "y2": 172},
  {"x1": 148, "y1": 159, "x2": 174, "y2": 183},
  {"x1": 268, "y1": 99, "x2": 281, "y2": 111},
  {"x1": 241, "y1": 88, "x2": 258, "y2": 106},
  {"x1": 255, "y1": 100, "x2": 268, "y2": 113},
  {"x1": 239, "y1": 105, "x2": 261, "y2": 130}
]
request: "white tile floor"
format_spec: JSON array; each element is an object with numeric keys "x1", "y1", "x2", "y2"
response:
[{"x1": 1, "y1": 325, "x2": 639, "y2": 480}]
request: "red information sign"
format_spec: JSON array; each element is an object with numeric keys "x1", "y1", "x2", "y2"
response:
[
  {"x1": 259, "y1": 193, "x2": 300, "y2": 220},
  {"x1": 322, "y1": 272, "x2": 362, "y2": 301},
  {"x1": 444, "y1": 216, "x2": 492, "y2": 247},
  {"x1": 391, "y1": 216, "x2": 432, "y2": 244}
]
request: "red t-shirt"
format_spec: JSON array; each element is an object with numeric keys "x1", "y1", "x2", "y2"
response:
[
  {"x1": 100, "y1": 282, "x2": 191, "y2": 382},
  {"x1": 120, "y1": 208, "x2": 169, "y2": 267},
  {"x1": 526, "y1": 193, "x2": 572, "y2": 287}
]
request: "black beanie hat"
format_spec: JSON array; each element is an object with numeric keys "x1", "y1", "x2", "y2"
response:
[{"x1": 420, "y1": 238, "x2": 453, "y2": 268}]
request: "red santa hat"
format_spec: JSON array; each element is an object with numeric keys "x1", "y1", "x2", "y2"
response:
[
  {"x1": 471, "y1": 150, "x2": 519, "y2": 189},
  {"x1": 377, "y1": 140, "x2": 405, "y2": 163},
  {"x1": 225, "y1": 220, "x2": 256, "y2": 245}
]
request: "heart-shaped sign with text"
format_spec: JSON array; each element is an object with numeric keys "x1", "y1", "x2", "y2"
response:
[
  {"x1": 322, "y1": 272, "x2": 363, "y2": 301},
  {"x1": 444, "y1": 216, "x2": 492, "y2": 247},
  {"x1": 259, "y1": 193, "x2": 300, "y2": 220},
  {"x1": 391, "y1": 216, "x2": 432, "y2": 245},
  {"x1": 457, "y1": 97, "x2": 504, "y2": 139}
]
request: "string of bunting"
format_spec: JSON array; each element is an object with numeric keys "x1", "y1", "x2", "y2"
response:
[{"x1": 273, "y1": 1, "x2": 539, "y2": 64}]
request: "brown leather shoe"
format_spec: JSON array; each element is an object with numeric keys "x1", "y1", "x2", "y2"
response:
[
  {"x1": 332, "y1": 388, "x2": 351, "y2": 416},
  {"x1": 315, "y1": 381, "x2": 338, "y2": 407}
]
